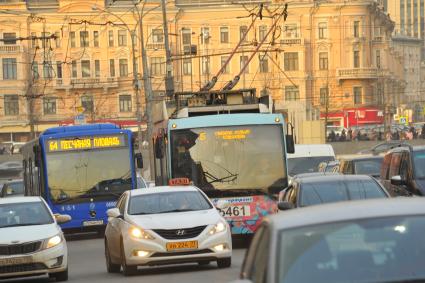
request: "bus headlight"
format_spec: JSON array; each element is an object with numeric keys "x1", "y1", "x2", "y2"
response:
[
  {"x1": 209, "y1": 221, "x2": 227, "y2": 235},
  {"x1": 130, "y1": 227, "x2": 155, "y2": 240},
  {"x1": 45, "y1": 235, "x2": 62, "y2": 249}
]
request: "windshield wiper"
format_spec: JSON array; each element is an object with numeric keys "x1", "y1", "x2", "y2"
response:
[
  {"x1": 130, "y1": 212, "x2": 151, "y2": 215},
  {"x1": 382, "y1": 279, "x2": 425, "y2": 283}
]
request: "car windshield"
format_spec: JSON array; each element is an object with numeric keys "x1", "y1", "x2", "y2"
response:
[
  {"x1": 128, "y1": 191, "x2": 212, "y2": 215},
  {"x1": 300, "y1": 179, "x2": 387, "y2": 207},
  {"x1": 278, "y1": 215, "x2": 425, "y2": 283},
  {"x1": 170, "y1": 125, "x2": 286, "y2": 194},
  {"x1": 288, "y1": 157, "x2": 334, "y2": 176},
  {"x1": 354, "y1": 158, "x2": 383, "y2": 176},
  {"x1": 46, "y1": 146, "x2": 132, "y2": 204},
  {"x1": 413, "y1": 150, "x2": 425, "y2": 179},
  {"x1": 3, "y1": 181, "x2": 24, "y2": 196},
  {"x1": 0, "y1": 201, "x2": 53, "y2": 228}
]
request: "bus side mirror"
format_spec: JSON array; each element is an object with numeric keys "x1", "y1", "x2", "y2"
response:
[
  {"x1": 286, "y1": 135, "x2": 295, "y2": 154},
  {"x1": 33, "y1": 145, "x2": 41, "y2": 167},
  {"x1": 155, "y1": 138, "x2": 164, "y2": 159},
  {"x1": 135, "y1": 153, "x2": 143, "y2": 168}
]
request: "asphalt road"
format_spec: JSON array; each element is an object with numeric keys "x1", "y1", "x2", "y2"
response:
[{"x1": 1, "y1": 234, "x2": 246, "y2": 283}]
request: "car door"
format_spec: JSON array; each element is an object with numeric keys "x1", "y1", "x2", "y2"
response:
[{"x1": 108, "y1": 193, "x2": 127, "y2": 259}]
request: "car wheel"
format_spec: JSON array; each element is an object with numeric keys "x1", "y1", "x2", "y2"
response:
[
  {"x1": 198, "y1": 260, "x2": 210, "y2": 266},
  {"x1": 217, "y1": 257, "x2": 231, "y2": 268},
  {"x1": 49, "y1": 268, "x2": 68, "y2": 282},
  {"x1": 105, "y1": 239, "x2": 121, "y2": 273},
  {"x1": 121, "y1": 240, "x2": 137, "y2": 276}
]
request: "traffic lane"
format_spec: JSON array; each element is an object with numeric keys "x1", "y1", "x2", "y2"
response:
[{"x1": 0, "y1": 236, "x2": 245, "y2": 283}]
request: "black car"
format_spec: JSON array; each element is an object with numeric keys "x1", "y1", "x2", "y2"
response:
[
  {"x1": 337, "y1": 155, "x2": 383, "y2": 178},
  {"x1": 278, "y1": 174, "x2": 389, "y2": 210},
  {"x1": 380, "y1": 145, "x2": 425, "y2": 196},
  {"x1": 358, "y1": 141, "x2": 408, "y2": 155}
]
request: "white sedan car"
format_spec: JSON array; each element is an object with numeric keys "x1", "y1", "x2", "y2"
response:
[
  {"x1": 105, "y1": 186, "x2": 232, "y2": 276},
  {"x1": 0, "y1": 196, "x2": 71, "y2": 281}
]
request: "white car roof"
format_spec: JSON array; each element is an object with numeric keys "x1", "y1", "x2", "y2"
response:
[
  {"x1": 0, "y1": 196, "x2": 42, "y2": 205},
  {"x1": 130, "y1": 186, "x2": 199, "y2": 196},
  {"x1": 288, "y1": 144, "x2": 335, "y2": 159},
  {"x1": 270, "y1": 198, "x2": 425, "y2": 231}
]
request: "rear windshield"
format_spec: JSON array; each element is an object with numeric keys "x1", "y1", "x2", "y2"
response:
[
  {"x1": 288, "y1": 157, "x2": 335, "y2": 176},
  {"x1": 354, "y1": 159, "x2": 383, "y2": 176}
]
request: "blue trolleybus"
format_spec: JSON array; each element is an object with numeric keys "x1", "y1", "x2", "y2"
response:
[
  {"x1": 21, "y1": 123, "x2": 142, "y2": 232},
  {"x1": 153, "y1": 89, "x2": 294, "y2": 235}
]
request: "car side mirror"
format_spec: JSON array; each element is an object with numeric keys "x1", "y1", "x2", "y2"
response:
[
  {"x1": 55, "y1": 214, "x2": 72, "y2": 224},
  {"x1": 135, "y1": 153, "x2": 143, "y2": 169},
  {"x1": 278, "y1": 201, "x2": 294, "y2": 211},
  {"x1": 286, "y1": 134, "x2": 295, "y2": 154},
  {"x1": 107, "y1": 208, "x2": 123, "y2": 219},
  {"x1": 391, "y1": 175, "x2": 406, "y2": 186}
]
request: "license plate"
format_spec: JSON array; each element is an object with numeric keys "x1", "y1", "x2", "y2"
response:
[
  {"x1": 217, "y1": 205, "x2": 251, "y2": 218},
  {"x1": 0, "y1": 256, "x2": 32, "y2": 266},
  {"x1": 83, "y1": 220, "x2": 104, "y2": 226},
  {"x1": 166, "y1": 241, "x2": 198, "y2": 251}
]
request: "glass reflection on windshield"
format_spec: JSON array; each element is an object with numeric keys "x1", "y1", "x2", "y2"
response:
[
  {"x1": 413, "y1": 151, "x2": 425, "y2": 179},
  {"x1": 0, "y1": 202, "x2": 53, "y2": 228}
]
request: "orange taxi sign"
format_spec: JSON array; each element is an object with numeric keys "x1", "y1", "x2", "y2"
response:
[{"x1": 168, "y1": 178, "x2": 191, "y2": 186}]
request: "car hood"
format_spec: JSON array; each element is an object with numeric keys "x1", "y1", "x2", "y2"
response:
[
  {"x1": 0, "y1": 223, "x2": 60, "y2": 244},
  {"x1": 127, "y1": 209, "x2": 220, "y2": 230}
]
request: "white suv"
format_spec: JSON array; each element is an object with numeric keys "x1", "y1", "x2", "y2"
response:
[{"x1": 0, "y1": 197, "x2": 71, "y2": 281}]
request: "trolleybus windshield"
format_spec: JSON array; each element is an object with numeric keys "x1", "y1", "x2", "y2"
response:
[
  {"x1": 170, "y1": 124, "x2": 286, "y2": 194},
  {"x1": 44, "y1": 135, "x2": 132, "y2": 204}
]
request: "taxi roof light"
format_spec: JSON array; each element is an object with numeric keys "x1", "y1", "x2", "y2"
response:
[{"x1": 168, "y1": 178, "x2": 191, "y2": 186}]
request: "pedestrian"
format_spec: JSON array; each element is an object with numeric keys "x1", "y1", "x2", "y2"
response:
[
  {"x1": 348, "y1": 128, "x2": 353, "y2": 141},
  {"x1": 386, "y1": 131, "x2": 392, "y2": 141},
  {"x1": 378, "y1": 131, "x2": 383, "y2": 141},
  {"x1": 9, "y1": 144, "x2": 14, "y2": 155},
  {"x1": 410, "y1": 126, "x2": 418, "y2": 139},
  {"x1": 340, "y1": 129, "x2": 346, "y2": 141},
  {"x1": 406, "y1": 130, "x2": 413, "y2": 140}
]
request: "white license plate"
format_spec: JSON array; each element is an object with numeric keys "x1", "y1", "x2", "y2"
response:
[
  {"x1": 0, "y1": 256, "x2": 32, "y2": 266},
  {"x1": 217, "y1": 205, "x2": 251, "y2": 218},
  {"x1": 83, "y1": 220, "x2": 104, "y2": 226}
]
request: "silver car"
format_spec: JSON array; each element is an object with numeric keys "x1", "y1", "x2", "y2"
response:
[{"x1": 232, "y1": 198, "x2": 425, "y2": 283}]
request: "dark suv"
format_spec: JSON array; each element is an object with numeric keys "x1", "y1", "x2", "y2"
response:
[{"x1": 380, "y1": 145, "x2": 425, "y2": 196}]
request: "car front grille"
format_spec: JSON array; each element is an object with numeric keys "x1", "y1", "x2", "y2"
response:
[
  {"x1": 151, "y1": 249, "x2": 212, "y2": 257},
  {"x1": 0, "y1": 263, "x2": 47, "y2": 274},
  {"x1": 0, "y1": 241, "x2": 42, "y2": 256},
  {"x1": 153, "y1": 225, "x2": 207, "y2": 240}
]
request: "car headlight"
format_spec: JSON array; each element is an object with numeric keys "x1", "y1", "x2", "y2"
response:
[
  {"x1": 45, "y1": 235, "x2": 62, "y2": 249},
  {"x1": 209, "y1": 220, "x2": 227, "y2": 235},
  {"x1": 130, "y1": 227, "x2": 155, "y2": 240}
]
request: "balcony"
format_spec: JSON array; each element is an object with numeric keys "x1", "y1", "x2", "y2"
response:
[
  {"x1": 0, "y1": 45, "x2": 21, "y2": 53},
  {"x1": 280, "y1": 38, "x2": 304, "y2": 45},
  {"x1": 336, "y1": 68, "x2": 379, "y2": 82},
  {"x1": 54, "y1": 77, "x2": 119, "y2": 90},
  {"x1": 147, "y1": 43, "x2": 165, "y2": 50}
]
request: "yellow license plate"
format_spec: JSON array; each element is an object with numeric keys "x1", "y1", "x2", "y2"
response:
[
  {"x1": 0, "y1": 256, "x2": 32, "y2": 266},
  {"x1": 166, "y1": 241, "x2": 198, "y2": 251}
]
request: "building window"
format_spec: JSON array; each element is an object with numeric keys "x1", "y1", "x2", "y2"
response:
[
  {"x1": 200, "y1": 27, "x2": 210, "y2": 44},
  {"x1": 110, "y1": 59, "x2": 115, "y2": 77},
  {"x1": 319, "y1": 52, "x2": 328, "y2": 70},
  {"x1": 283, "y1": 23, "x2": 299, "y2": 38},
  {"x1": 220, "y1": 27, "x2": 229, "y2": 43},
  {"x1": 285, "y1": 86, "x2": 299, "y2": 101},
  {"x1": 70, "y1": 31, "x2": 76, "y2": 47},
  {"x1": 41, "y1": 32, "x2": 50, "y2": 49},
  {"x1": 240, "y1": 55, "x2": 249, "y2": 73},
  {"x1": 31, "y1": 32, "x2": 37, "y2": 48},
  {"x1": 259, "y1": 54, "x2": 268, "y2": 73},
  {"x1": 119, "y1": 59, "x2": 128, "y2": 77},
  {"x1": 221, "y1": 56, "x2": 230, "y2": 73},
  {"x1": 202, "y1": 57, "x2": 210, "y2": 75},
  {"x1": 43, "y1": 97, "x2": 56, "y2": 115},
  {"x1": 183, "y1": 59, "x2": 192, "y2": 75},
  {"x1": 353, "y1": 21, "x2": 360, "y2": 38},
  {"x1": 108, "y1": 30, "x2": 114, "y2": 47},
  {"x1": 119, "y1": 95, "x2": 132, "y2": 112},
  {"x1": 81, "y1": 60, "x2": 90, "y2": 77},
  {"x1": 4, "y1": 95, "x2": 19, "y2": 116},
  {"x1": 43, "y1": 61, "x2": 53, "y2": 78},
  {"x1": 150, "y1": 57, "x2": 165, "y2": 76},
  {"x1": 152, "y1": 28, "x2": 164, "y2": 43},
  {"x1": 56, "y1": 61, "x2": 62, "y2": 79},
  {"x1": 71, "y1": 60, "x2": 77, "y2": 78},
  {"x1": 54, "y1": 32, "x2": 61, "y2": 48},
  {"x1": 318, "y1": 22, "x2": 327, "y2": 39},
  {"x1": 93, "y1": 31, "x2": 99, "y2": 47},
  {"x1": 81, "y1": 96, "x2": 94, "y2": 113},
  {"x1": 118, "y1": 30, "x2": 127, "y2": 46},
  {"x1": 259, "y1": 25, "x2": 267, "y2": 41},
  {"x1": 131, "y1": 31, "x2": 137, "y2": 47},
  {"x1": 32, "y1": 61, "x2": 39, "y2": 79},
  {"x1": 95, "y1": 60, "x2": 100, "y2": 77},
  {"x1": 80, "y1": 31, "x2": 89, "y2": 47},
  {"x1": 376, "y1": 50, "x2": 381, "y2": 68},
  {"x1": 320, "y1": 87, "x2": 328, "y2": 105},
  {"x1": 182, "y1": 28, "x2": 191, "y2": 45},
  {"x1": 353, "y1": 50, "x2": 360, "y2": 68},
  {"x1": 240, "y1": 25, "x2": 248, "y2": 42},
  {"x1": 354, "y1": 86, "x2": 362, "y2": 104},
  {"x1": 3, "y1": 32, "x2": 16, "y2": 45},
  {"x1": 284, "y1": 52, "x2": 299, "y2": 71},
  {"x1": 2, "y1": 58, "x2": 17, "y2": 80}
]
